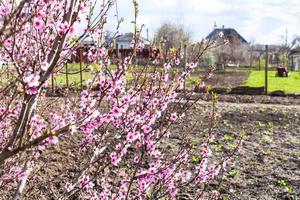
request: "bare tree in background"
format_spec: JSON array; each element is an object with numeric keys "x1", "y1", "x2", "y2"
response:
[
  {"x1": 156, "y1": 22, "x2": 192, "y2": 51},
  {"x1": 214, "y1": 33, "x2": 249, "y2": 67}
]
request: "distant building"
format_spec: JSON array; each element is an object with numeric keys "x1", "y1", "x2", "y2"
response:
[
  {"x1": 204, "y1": 26, "x2": 250, "y2": 68},
  {"x1": 290, "y1": 38, "x2": 300, "y2": 71},
  {"x1": 78, "y1": 32, "x2": 151, "y2": 49},
  {"x1": 206, "y1": 26, "x2": 249, "y2": 45},
  {"x1": 252, "y1": 44, "x2": 283, "y2": 59},
  {"x1": 72, "y1": 33, "x2": 156, "y2": 63},
  {"x1": 112, "y1": 32, "x2": 150, "y2": 49},
  {"x1": 106, "y1": 32, "x2": 155, "y2": 62}
]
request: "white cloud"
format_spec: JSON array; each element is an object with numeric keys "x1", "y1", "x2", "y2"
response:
[{"x1": 105, "y1": 0, "x2": 300, "y2": 44}]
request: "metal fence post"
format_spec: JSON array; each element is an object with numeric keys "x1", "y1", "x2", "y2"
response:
[
  {"x1": 265, "y1": 45, "x2": 269, "y2": 95},
  {"x1": 183, "y1": 44, "x2": 187, "y2": 92},
  {"x1": 6, "y1": 63, "x2": 9, "y2": 83},
  {"x1": 51, "y1": 72, "x2": 54, "y2": 94},
  {"x1": 258, "y1": 55, "x2": 261, "y2": 71},
  {"x1": 65, "y1": 63, "x2": 69, "y2": 88},
  {"x1": 79, "y1": 49, "x2": 83, "y2": 90}
]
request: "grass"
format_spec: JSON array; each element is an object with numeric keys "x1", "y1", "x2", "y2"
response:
[
  {"x1": 52, "y1": 63, "x2": 116, "y2": 87},
  {"x1": 52, "y1": 63, "x2": 201, "y2": 88},
  {"x1": 244, "y1": 70, "x2": 300, "y2": 94},
  {"x1": 186, "y1": 76, "x2": 201, "y2": 87},
  {"x1": 54, "y1": 71, "x2": 92, "y2": 87},
  {"x1": 54, "y1": 71, "x2": 200, "y2": 88},
  {"x1": 66, "y1": 63, "x2": 116, "y2": 71}
]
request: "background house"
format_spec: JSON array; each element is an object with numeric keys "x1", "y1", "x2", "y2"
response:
[
  {"x1": 251, "y1": 44, "x2": 285, "y2": 69},
  {"x1": 204, "y1": 26, "x2": 250, "y2": 68},
  {"x1": 107, "y1": 33, "x2": 154, "y2": 62},
  {"x1": 206, "y1": 26, "x2": 249, "y2": 45},
  {"x1": 110, "y1": 33, "x2": 150, "y2": 50},
  {"x1": 290, "y1": 37, "x2": 300, "y2": 71}
]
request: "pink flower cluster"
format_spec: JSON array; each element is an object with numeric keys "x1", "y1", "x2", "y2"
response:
[
  {"x1": 23, "y1": 74, "x2": 40, "y2": 95},
  {"x1": 0, "y1": 0, "x2": 230, "y2": 199}
]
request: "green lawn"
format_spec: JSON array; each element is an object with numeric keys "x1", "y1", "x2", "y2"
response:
[
  {"x1": 52, "y1": 63, "x2": 200, "y2": 88},
  {"x1": 244, "y1": 70, "x2": 300, "y2": 94},
  {"x1": 53, "y1": 63, "x2": 116, "y2": 87},
  {"x1": 54, "y1": 71, "x2": 93, "y2": 87}
]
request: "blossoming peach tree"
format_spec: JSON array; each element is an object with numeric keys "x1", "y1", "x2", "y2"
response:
[{"x1": 0, "y1": 0, "x2": 239, "y2": 199}]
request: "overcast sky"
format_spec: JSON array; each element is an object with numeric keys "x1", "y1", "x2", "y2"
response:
[{"x1": 105, "y1": 0, "x2": 300, "y2": 45}]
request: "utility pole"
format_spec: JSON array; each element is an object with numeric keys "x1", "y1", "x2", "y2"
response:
[{"x1": 285, "y1": 28, "x2": 288, "y2": 48}]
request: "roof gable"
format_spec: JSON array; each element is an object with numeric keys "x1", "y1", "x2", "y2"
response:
[
  {"x1": 116, "y1": 33, "x2": 149, "y2": 44},
  {"x1": 206, "y1": 28, "x2": 248, "y2": 44}
]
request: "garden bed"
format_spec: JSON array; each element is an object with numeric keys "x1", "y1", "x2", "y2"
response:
[{"x1": 2, "y1": 98, "x2": 299, "y2": 199}]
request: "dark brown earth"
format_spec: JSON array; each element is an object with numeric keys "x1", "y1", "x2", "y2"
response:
[
  {"x1": 31, "y1": 69, "x2": 300, "y2": 199},
  {"x1": 189, "y1": 93, "x2": 300, "y2": 105},
  {"x1": 1, "y1": 97, "x2": 300, "y2": 200},
  {"x1": 189, "y1": 102, "x2": 300, "y2": 200},
  {"x1": 194, "y1": 71, "x2": 250, "y2": 88},
  {"x1": 220, "y1": 103, "x2": 300, "y2": 200}
]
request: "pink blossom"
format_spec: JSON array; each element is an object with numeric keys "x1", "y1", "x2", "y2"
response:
[
  {"x1": 142, "y1": 125, "x2": 152, "y2": 134},
  {"x1": 36, "y1": 11, "x2": 45, "y2": 19},
  {"x1": 181, "y1": 171, "x2": 192, "y2": 183},
  {"x1": 0, "y1": 1, "x2": 225, "y2": 198},
  {"x1": 170, "y1": 113, "x2": 177, "y2": 121},
  {"x1": 34, "y1": 19, "x2": 44, "y2": 30},
  {"x1": 87, "y1": 50, "x2": 96, "y2": 62},
  {"x1": 110, "y1": 152, "x2": 121, "y2": 166},
  {"x1": 124, "y1": 57, "x2": 132, "y2": 64},
  {"x1": 105, "y1": 114, "x2": 113, "y2": 122},
  {"x1": 26, "y1": 87, "x2": 38, "y2": 95},
  {"x1": 0, "y1": 107, "x2": 5, "y2": 115},
  {"x1": 79, "y1": 175, "x2": 93, "y2": 189},
  {"x1": 37, "y1": 0, "x2": 46, "y2": 8},
  {"x1": 138, "y1": 42, "x2": 145, "y2": 50},
  {"x1": 175, "y1": 58, "x2": 180, "y2": 66},
  {"x1": 115, "y1": 143, "x2": 122, "y2": 151},
  {"x1": 152, "y1": 98, "x2": 159, "y2": 106},
  {"x1": 41, "y1": 62, "x2": 49, "y2": 71},
  {"x1": 133, "y1": 156, "x2": 140, "y2": 163},
  {"x1": 161, "y1": 74, "x2": 169, "y2": 82},
  {"x1": 187, "y1": 62, "x2": 197, "y2": 69},
  {"x1": 122, "y1": 95, "x2": 130, "y2": 103},
  {"x1": 58, "y1": 22, "x2": 69, "y2": 35},
  {"x1": 79, "y1": 2, "x2": 88, "y2": 12},
  {"x1": 69, "y1": 26, "x2": 75, "y2": 34},
  {"x1": 4, "y1": 39, "x2": 12, "y2": 46},
  {"x1": 163, "y1": 63, "x2": 171, "y2": 70},
  {"x1": 111, "y1": 106, "x2": 122, "y2": 118},
  {"x1": 126, "y1": 132, "x2": 134, "y2": 142},
  {"x1": 199, "y1": 81, "x2": 205, "y2": 88},
  {"x1": 64, "y1": 182, "x2": 74, "y2": 192},
  {"x1": 24, "y1": 74, "x2": 40, "y2": 88},
  {"x1": 0, "y1": 6, "x2": 9, "y2": 16},
  {"x1": 47, "y1": 136, "x2": 59, "y2": 144}
]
